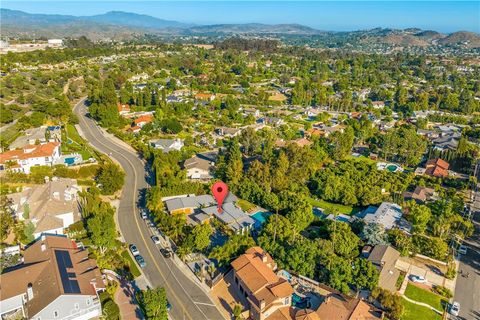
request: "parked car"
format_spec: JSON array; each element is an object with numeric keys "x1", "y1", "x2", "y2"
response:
[
  {"x1": 410, "y1": 275, "x2": 427, "y2": 283},
  {"x1": 160, "y1": 248, "x2": 172, "y2": 258},
  {"x1": 151, "y1": 235, "x2": 161, "y2": 245},
  {"x1": 135, "y1": 255, "x2": 146, "y2": 268},
  {"x1": 450, "y1": 301, "x2": 460, "y2": 316},
  {"x1": 130, "y1": 244, "x2": 140, "y2": 256},
  {"x1": 458, "y1": 245, "x2": 467, "y2": 255},
  {"x1": 167, "y1": 300, "x2": 172, "y2": 312},
  {"x1": 141, "y1": 209, "x2": 148, "y2": 219}
]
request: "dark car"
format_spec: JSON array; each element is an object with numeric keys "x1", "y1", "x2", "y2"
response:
[
  {"x1": 160, "y1": 248, "x2": 172, "y2": 258},
  {"x1": 135, "y1": 255, "x2": 146, "y2": 268},
  {"x1": 167, "y1": 300, "x2": 172, "y2": 312}
]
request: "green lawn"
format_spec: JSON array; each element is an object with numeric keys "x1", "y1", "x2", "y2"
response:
[
  {"x1": 307, "y1": 197, "x2": 359, "y2": 215},
  {"x1": 121, "y1": 250, "x2": 142, "y2": 278},
  {"x1": 236, "y1": 199, "x2": 256, "y2": 212},
  {"x1": 66, "y1": 124, "x2": 84, "y2": 145},
  {"x1": 404, "y1": 284, "x2": 447, "y2": 311},
  {"x1": 401, "y1": 297, "x2": 442, "y2": 320}
]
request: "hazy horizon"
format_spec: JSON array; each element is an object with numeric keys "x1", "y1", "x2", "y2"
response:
[{"x1": 2, "y1": 1, "x2": 479, "y2": 33}]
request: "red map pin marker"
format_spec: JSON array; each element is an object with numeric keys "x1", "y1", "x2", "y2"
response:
[{"x1": 212, "y1": 181, "x2": 228, "y2": 213}]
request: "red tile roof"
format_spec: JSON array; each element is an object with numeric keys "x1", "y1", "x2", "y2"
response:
[{"x1": 0, "y1": 142, "x2": 60, "y2": 164}]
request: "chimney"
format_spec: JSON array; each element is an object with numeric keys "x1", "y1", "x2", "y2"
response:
[
  {"x1": 27, "y1": 283, "x2": 34, "y2": 300},
  {"x1": 262, "y1": 252, "x2": 268, "y2": 263}
]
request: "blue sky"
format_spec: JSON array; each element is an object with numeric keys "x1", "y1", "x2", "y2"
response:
[{"x1": 2, "y1": 1, "x2": 479, "y2": 33}]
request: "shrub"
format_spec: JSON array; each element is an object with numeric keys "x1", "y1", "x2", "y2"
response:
[
  {"x1": 103, "y1": 299, "x2": 120, "y2": 320},
  {"x1": 433, "y1": 286, "x2": 453, "y2": 298},
  {"x1": 371, "y1": 287, "x2": 404, "y2": 320}
]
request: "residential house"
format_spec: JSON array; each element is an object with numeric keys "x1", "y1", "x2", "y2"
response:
[
  {"x1": 183, "y1": 151, "x2": 217, "y2": 180},
  {"x1": 371, "y1": 101, "x2": 385, "y2": 109},
  {"x1": 314, "y1": 294, "x2": 382, "y2": 320},
  {"x1": 134, "y1": 114, "x2": 154, "y2": 128},
  {"x1": 164, "y1": 195, "x2": 215, "y2": 215},
  {"x1": 8, "y1": 178, "x2": 81, "y2": 239},
  {"x1": 201, "y1": 202, "x2": 255, "y2": 235},
  {"x1": 0, "y1": 235, "x2": 105, "y2": 320},
  {"x1": 358, "y1": 202, "x2": 411, "y2": 232},
  {"x1": 431, "y1": 132, "x2": 461, "y2": 151},
  {"x1": 366, "y1": 245, "x2": 401, "y2": 292},
  {"x1": 195, "y1": 92, "x2": 215, "y2": 101},
  {"x1": 231, "y1": 247, "x2": 294, "y2": 320},
  {"x1": 293, "y1": 138, "x2": 313, "y2": 148},
  {"x1": 149, "y1": 139, "x2": 184, "y2": 153},
  {"x1": 425, "y1": 158, "x2": 449, "y2": 178},
  {"x1": 403, "y1": 186, "x2": 437, "y2": 203},
  {"x1": 0, "y1": 142, "x2": 61, "y2": 174},
  {"x1": 117, "y1": 103, "x2": 131, "y2": 116},
  {"x1": 9, "y1": 127, "x2": 47, "y2": 150},
  {"x1": 216, "y1": 127, "x2": 242, "y2": 138},
  {"x1": 261, "y1": 117, "x2": 285, "y2": 127},
  {"x1": 127, "y1": 126, "x2": 141, "y2": 134}
]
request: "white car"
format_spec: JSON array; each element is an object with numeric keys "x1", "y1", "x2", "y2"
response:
[
  {"x1": 450, "y1": 301, "x2": 460, "y2": 316},
  {"x1": 410, "y1": 275, "x2": 427, "y2": 283},
  {"x1": 129, "y1": 244, "x2": 140, "y2": 256},
  {"x1": 151, "y1": 235, "x2": 161, "y2": 245},
  {"x1": 141, "y1": 210, "x2": 148, "y2": 219},
  {"x1": 458, "y1": 245, "x2": 467, "y2": 255}
]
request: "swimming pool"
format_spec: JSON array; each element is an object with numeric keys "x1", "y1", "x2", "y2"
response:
[
  {"x1": 386, "y1": 164, "x2": 399, "y2": 172},
  {"x1": 251, "y1": 211, "x2": 272, "y2": 228},
  {"x1": 292, "y1": 293, "x2": 309, "y2": 309}
]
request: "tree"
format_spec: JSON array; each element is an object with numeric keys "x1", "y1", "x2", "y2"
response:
[
  {"x1": 87, "y1": 203, "x2": 117, "y2": 254},
  {"x1": 209, "y1": 235, "x2": 255, "y2": 267},
  {"x1": 191, "y1": 223, "x2": 213, "y2": 251},
  {"x1": 139, "y1": 287, "x2": 168, "y2": 320},
  {"x1": 405, "y1": 200, "x2": 431, "y2": 233},
  {"x1": 362, "y1": 222, "x2": 389, "y2": 246},
  {"x1": 97, "y1": 163, "x2": 125, "y2": 195},
  {"x1": 352, "y1": 258, "x2": 379, "y2": 290},
  {"x1": 232, "y1": 304, "x2": 243, "y2": 320},
  {"x1": 371, "y1": 288, "x2": 404, "y2": 320},
  {"x1": 332, "y1": 126, "x2": 354, "y2": 160},
  {"x1": 387, "y1": 229, "x2": 412, "y2": 256},
  {"x1": 0, "y1": 196, "x2": 14, "y2": 243},
  {"x1": 327, "y1": 221, "x2": 359, "y2": 258}
]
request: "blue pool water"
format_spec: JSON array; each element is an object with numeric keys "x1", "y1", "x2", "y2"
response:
[
  {"x1": 292, "y1": 293, "x2": 309, "y2": 309},
  {"x1": 251, "y1": 211, "x2": 272, "y2": 229}
]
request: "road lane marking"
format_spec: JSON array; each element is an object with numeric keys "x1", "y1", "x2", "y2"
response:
[{"x1": 78, "y1": 101, "x2": 221, "y2": 316}]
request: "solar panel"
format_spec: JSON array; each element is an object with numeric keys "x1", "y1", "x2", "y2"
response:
[{"x1": 55, "y1": 250, "x2": 81, "y2": 294}]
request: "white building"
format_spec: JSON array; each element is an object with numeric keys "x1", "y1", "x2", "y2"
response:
[
  {"x1": 0, "y1": 235, "x2": 105, "y2": 320},
  {"x1": 149, "y1": 138, "x2": 184, "y2": 153},
  {"x1": 47, "y1": 39, "x2": 63, "y2": 46},
  {"x1": 0, "y1": 141, "x2": 61, "y2": 174}
]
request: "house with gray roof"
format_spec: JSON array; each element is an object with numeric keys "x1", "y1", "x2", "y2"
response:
[
  {"x1": 366, "y1": 245, "x2": 401, "y2": 292},
  {"x1": 149, "y1": 139, "x2": 184, "y2": 153},
  {"x1": 201, "y1": 202, "x2": 255, "y2": 235},
  {"x1": 357, "y1": 202, "x2": 411, "y2": 232},
  {"x1": 183, "y1": 151, "x2": 218, "y2": 180}
]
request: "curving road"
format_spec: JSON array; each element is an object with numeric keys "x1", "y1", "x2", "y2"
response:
[{"x1": 74, "y1": 98, "x2": 224, "y2": 320}]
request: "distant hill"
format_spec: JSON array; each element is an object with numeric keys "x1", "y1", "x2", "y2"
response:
[
  {"x1": 187, "y1": 23, "x2": 321, "y2": 35},
  {"x1": 1, "y1": 8, "x2": 479, "y2": 48},
  {"x1": 84, "y1": 11, "x2": 191, "y2": 29},
  {"x1": 438, "y1": 31, "x2": 480, "y2": 47}
]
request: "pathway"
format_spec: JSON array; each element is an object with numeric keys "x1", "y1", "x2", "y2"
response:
[
  {"x1": 114, "y1": 278, "x2": 143, "y2": 320},
  {"x1": 401, "y1": 295, "x2": 443, "y2": 315}
]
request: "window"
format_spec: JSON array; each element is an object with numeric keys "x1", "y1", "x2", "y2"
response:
[
  {"x1": 284, "y1": 297, "x2": 290, "y2": 305},
  {"x1": 74, "y1": 303, "x2": 80, "y2": 310},
  {"x1": 53, "y1": 311, "x2": 59, "y2": 318}
]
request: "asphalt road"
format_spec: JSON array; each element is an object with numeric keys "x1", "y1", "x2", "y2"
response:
[
  {"x1": 74, "y1": 99, "x2": 225, "y2": 320},
  {"x1": 454, "y1": 210, "x2": 480, "y2": 320},
  {"x1": 453, "y1": 164, "x2": 480, "y2": 320}
]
